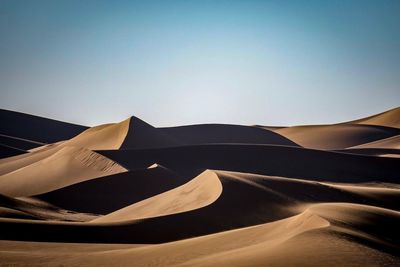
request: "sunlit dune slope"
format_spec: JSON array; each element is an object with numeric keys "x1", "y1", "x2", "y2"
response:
[
  {"x1": 0, "y1": 146, "x2": 127, "y2": 197},
  {"x1": 0, "y1": 106, "x2": 399, "y2": 267},
  {"x1": 347, "y1": 106, "x2": 400, "y2": 128},
  {"x1": 274, "y1": 124, "x2": 400, "y2": 150}
]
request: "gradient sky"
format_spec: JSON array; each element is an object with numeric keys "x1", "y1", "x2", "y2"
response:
[{"x1": 1, "y1": 0, "x2": 399, "y2": 127}]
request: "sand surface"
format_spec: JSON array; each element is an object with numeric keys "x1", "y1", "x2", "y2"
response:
[{"x1": 0, "y1": 108, "x2": 399, "y2": 266}]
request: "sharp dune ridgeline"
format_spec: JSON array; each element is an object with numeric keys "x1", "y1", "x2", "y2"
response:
[{"x1": 0, "y1": 107, "x2": 399, "y2": 266}]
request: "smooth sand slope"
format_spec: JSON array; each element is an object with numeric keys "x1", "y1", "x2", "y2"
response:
[
  {"x1": 274, "y1": 124, "x2": 400, "y2": 150},
  {"x1": 349, "y1": 134, "x2": 400, "y2": 149},
  {"x1": 347, "y1": 106, "x2": 400, "y2": 128},
  {"x1": 271, "y1": 107, "x2": 400, "y2": 150},
  {"x1": 0, "y1": 106, "x2": 399, "y2": 266},
  {"x1": 0, "y1": 204, "x2": 399, "y2": 266},
  {"x1": 92, "y1": 170, "x2": 222, "y2": 222},
  {"x1": 0, "y1": 170, "x2": 399, "y2": 244},
  {"x1": 0, "y1": 146, "x2": 127, "y2": 197}
]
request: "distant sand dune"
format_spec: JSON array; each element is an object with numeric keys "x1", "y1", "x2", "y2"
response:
[
  {"x1": 274, "y1": 124, "x2": 400, "y2": 150},
  {"x1": 160, "y1": 124, "x2": 298, "y2": 146},
  {"x1": 346, "y1": 106, "x2": 400, "y2": 128}
]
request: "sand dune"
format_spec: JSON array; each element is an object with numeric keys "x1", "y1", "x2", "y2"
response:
[
  {"x1": 99, "y1": 144, "x2": 400, "y2": 183},
  {"x1": 38, "y1": 164, "x2": 185, "y2": 214},
  {"x1": 1, "y1": 203, "x2": 399, "y2": 266},
  {"x1": 349, "y1": 134, "x2": 400, "y2": 149},
  {"x1": 0, "y1": 107, "x2": 399, "y2": 266},
  {"x1": 274, "y1": 124, "x2": 400, "y2": 150},
  {"x1": 0, "y1": 170, "x2": 398, "y2": 244},
  {"x1": 92, "y1": 170, "x2": 222, "y2": 222},
  {"x1": 347, "y1": 106, "x2": 400, "y2": 128},
  {"x1": 0, "y1": 146, "x2": 127, "y2": 197},
  {"x1": 160, "y1": 124, "x2": 298, "y2": 146},
  {"x1": 0, "y1": 109, "x2": 87, "y2": 145},
  {"x1": 63, "y1": 119, "x2": 130, "y2": 150},
  {"x1": 0, "y1": 194, "x2": 97, "y2": 222}
]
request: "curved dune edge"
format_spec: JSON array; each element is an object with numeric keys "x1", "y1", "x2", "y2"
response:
[
  {"x1": 346, "y1": 106, "x2": 400, "y2": 129},
  {"x1": 273, "y1": 124, "x2": 400, "y2": 150},
  {"x1": 92, "y1": 169, "x2": 400, "y2": 225},
  {"x1": 91, "y1": 170, "x2": 222, "y2": 223},
  {"x1": 0, "y1": 146, "x2": 127, "y2": 197},
  {"x1": 2, "y1": 203, "x2": 399, "y2": 267},
  {"x1": 63, "y1": 118, "x2": 130, "y2": 150}
]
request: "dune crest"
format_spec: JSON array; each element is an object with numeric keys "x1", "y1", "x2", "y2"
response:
[
  {"x1": 64, "y1": 119, "x2": 130, "y2": 150},
  {"x1": 92, "y1": 170, "x2": 222, "y2": 222},
  {"x1": 347, "y1": 107, "x2": 400, "y2": 128}
]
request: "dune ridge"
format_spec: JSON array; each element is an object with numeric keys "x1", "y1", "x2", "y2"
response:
[{"x1": 0, "y1": 106, "x2": 399, "y2": 266}]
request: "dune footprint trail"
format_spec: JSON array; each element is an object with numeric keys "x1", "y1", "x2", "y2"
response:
[{"x1": 0, "y1": 107, "x2": 399, "y2": 266}]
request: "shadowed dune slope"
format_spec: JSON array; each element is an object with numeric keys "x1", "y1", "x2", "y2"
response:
[
  {"x1": 99, "y1": 144, "x2": 400, "y2": 183},
  {"x1": 0, "y1": 170, "x2": 399, "y2": 243},
  {"x1": 0, "y1": 107, "x2": 400, "y2": 266},
  {"x1": 0, "y1": 194, "x2": 97, "y2": 222},
  {"x1": 1, "y1": 203, "x2": 399, "y2": 267},
  {"x1": 62, "y1": 116, "x2": 179, "y2": 150},
  {"x1": 38, "y1": 165, "x2": 185, "y2": 214},
  {"x1": 120, "y1": 116, "x2": 180, "y2": 149},
  {"x1": 92, "y1": 170, "x2": 222, "y2": 223},
  {"x1": 0, "y1": 109, "x2": 88, "y2": 144},
  {"x1": 0, "y1": 134, "x2": 45, "y2": 151},
  {"x1": 0, "y1": 146, "x2": 127, "y2": 197},
  {"x1": 346, "y1": 106, "x2": 400, "y2": 128},
  {"x1": 160, "y1": 124, "x2": 298, "y2": 146},
  {"x1": 274, "y1": 124, "x2": 400, "y2": 150},
  {"x1": 0, "y1": 144, "x2": 26, "y2": 159}
]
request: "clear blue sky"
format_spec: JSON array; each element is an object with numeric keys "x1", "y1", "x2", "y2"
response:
[{"x1": 1, "y1": 0, "x2": 399, "y2": 126}]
